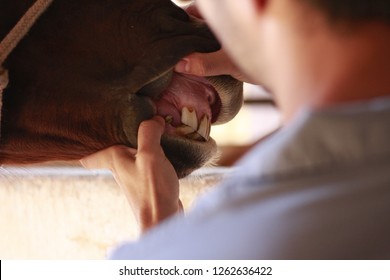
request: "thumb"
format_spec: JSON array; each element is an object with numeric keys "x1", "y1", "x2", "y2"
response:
[
  {"x1": 175, "y1": 50, "x2": 256, "y2": 83},
  {"x1": 137, "y1": 116, "x2": 166, "y2": 154},
  {"x1": 175, "y1": 50, "x2": 239, "y2": 77}
]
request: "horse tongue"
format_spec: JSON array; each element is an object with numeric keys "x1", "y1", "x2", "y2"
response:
[{"x1": 155, "y1": 73, "x2": 216, "y2": 127}]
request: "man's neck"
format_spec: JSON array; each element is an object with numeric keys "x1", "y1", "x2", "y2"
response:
[{"x1": 276, "y1": 21, "x2": 390, "y2": 122}]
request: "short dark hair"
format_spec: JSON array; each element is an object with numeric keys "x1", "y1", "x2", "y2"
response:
[{"x1": 301, "y1": 0, "x2": 390, "y2": 23}]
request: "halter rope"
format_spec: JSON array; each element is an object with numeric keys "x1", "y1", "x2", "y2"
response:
[{"x1": 0, "y1": 0, "x2": 54, "y2": 135}]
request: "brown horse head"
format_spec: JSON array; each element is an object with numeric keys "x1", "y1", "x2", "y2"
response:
[{"x1": 0, "y1": 0, "x2": 243, "y2": 178}]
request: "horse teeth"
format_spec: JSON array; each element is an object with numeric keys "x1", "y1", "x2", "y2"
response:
[
  {"x1": 181, "y1": 107, "x2": 198, "y2": 131},
  {"x1": 178, "y1": 107, "x2": 211, "y2": 141},
  {"x1": 176, "y1": 125, "x2": 195, "y2": 135},
  {"x1": 197, "y1": 115, "x2": 210, "y2": 141}
]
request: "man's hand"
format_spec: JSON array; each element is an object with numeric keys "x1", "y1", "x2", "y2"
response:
[
  {"x1": 81, "y1": 116, "x2": 182, "y2": 233},
  {"x1": 175, "y1": 49, "x2": 253, "y2": 83},
  {"x1": 175, "y1": 3, "x2": 255, "y2": 83}
]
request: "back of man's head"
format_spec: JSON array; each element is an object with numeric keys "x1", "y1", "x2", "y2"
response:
[{"x1": 301, "y1": 0, "x2": 390, "y2": 23}]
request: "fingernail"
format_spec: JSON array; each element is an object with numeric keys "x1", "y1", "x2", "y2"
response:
[
  {"x1": 175, "y1": 59, "x2": 190, "y2": 73},
  {"x1": 153, "y1": 116, "x2": 166, "y2": 127}
]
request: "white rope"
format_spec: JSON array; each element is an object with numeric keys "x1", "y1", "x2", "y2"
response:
[{"x1": 0, "y1": 0, "x2": 54, "y2": 136}]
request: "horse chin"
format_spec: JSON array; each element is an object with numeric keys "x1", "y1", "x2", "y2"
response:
[{"x1": 161, "y1": 133, "x2": 217, "y2": 178}]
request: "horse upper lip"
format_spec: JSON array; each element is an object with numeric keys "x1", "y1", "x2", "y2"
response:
[{"x1": 136, "y1": 70, "x2": 174, "y2": 100}]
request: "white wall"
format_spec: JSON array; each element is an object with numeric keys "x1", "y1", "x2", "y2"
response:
[{"x1": 0, "y1": 166, "x2": 230, "y2": 259}]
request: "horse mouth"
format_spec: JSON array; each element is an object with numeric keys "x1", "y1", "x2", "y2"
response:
[{"x1": 142, "y1": 72, "x2": 222, "y2": 142}]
